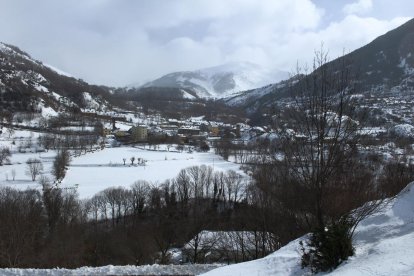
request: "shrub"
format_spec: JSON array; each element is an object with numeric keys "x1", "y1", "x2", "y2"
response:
[
  {"x1": 0, "y1": 147, "x2": 11, "y2": 165},
  {"x1": 199, "y1": 141, "x2": 210, "y2": 152},
  {"x1": 300, "y1": 216, "x2": 354, "y2": 273}
]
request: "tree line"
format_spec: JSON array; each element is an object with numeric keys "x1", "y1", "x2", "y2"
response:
[{"x1": 0, "y1": 165, "x2": 276, "y2": 268}]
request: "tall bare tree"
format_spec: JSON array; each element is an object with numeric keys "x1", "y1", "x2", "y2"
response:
[
  {"x1": 257, "y1": 48, "x2": 386, "y2": 271},
  {"x1": 26, "y1": 158, "x2": 43, "y2": 181},
  {"x1": 277, "y1": 48, "x2": 385, "y2": 230}
]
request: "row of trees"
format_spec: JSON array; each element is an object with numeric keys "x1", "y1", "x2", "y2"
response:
[
  {"x1": 38, "y1": 133, "x2": 99, "y2": 153},
  {"x1": 0, "y1": 165, "x2": 261, "y2": 268},
  {"x1": 85, "y1": 166, "x2": 246, "y2": 225}
]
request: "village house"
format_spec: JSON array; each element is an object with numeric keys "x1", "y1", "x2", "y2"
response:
[
  {"x1": 103, "y1": 127, "x2": 112, "y2": 136},
  {"x1": 129, "y1": 125, "x2": 148, "y2": 142},
  {"x1": 178, "y1": 126, "x2": 200, "y2": 136},
  {"x1": 160, "y1": 124, "x2": 179, "y2": 133},
  {"x1": 113, "y1": 130, "x2": 130, "y2": 143},
  {"x1": 209, "y1": 124, "x2": 220, "y2": 137}
]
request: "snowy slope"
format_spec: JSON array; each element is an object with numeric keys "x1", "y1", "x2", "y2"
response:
[
  {"x1": 202, "y1": 182, "x2": 414, "y2": 276},
  {"x1": 139, "y1": 62, "x2": 289, "y2": 98},
  {"x1": 43, "y1": 63, "x2": 73, "y2": 78},
  {"x1": 0, "y1": 42, "x2": 70, "y2": 79},
  {"x1": 225, "y1": 81, "x2": 288, "y2": 108}
]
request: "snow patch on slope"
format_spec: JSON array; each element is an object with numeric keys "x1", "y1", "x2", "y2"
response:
[
  {"x1": 181, "y1": 89, "x2": 196, "y2": 100},
  {"x1": 0, "y1": 42, "x2": 33, "y2": 62},
  {"x1": 82, "y1": 92, "x2": 101, "y2": 110},
  {"x1": 398, "y1": 56, "x2": 414, "y2": 76},
  {"x1": 43, "y1": 63, "x2": 74, "y2": 78},
  {"x1": 391, "y1": 124, "x2": 414, "y2": 138}
]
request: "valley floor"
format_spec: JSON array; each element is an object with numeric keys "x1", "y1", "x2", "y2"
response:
[
  {"x1": 63, "y1": 145, "x2": 244, "y2": 198},
  {"x1": 0, "y1": 128, "x2": 244, "y2": 198}
]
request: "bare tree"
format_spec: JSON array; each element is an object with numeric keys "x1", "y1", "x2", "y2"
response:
[
  {"x1": 11, "y1": 169, "x2": 16, "y2": 181},
  {"x1": 0, "y1": 187, "x2": 44, "y2": 266},
  {"x1": 86, "y1": 194, "x2": 103, "y2": 223},
  {"x1": 102, "y1": 187, "x2": 130, "y2": 227},
  {"x1": 130, "y1": 156, "x2": 135, "y2": 165},
  {"x1": 39, "y1": 176, "x2": 62, "y2": 232},
  {"x1": 26, "y1": 158, "x2": 43, "y2": 181},
  {"x1": 224, "y1": 170, "x2": 244, "y2": 204},
  {"x1": 278, "y1": 49, "x2": 386, "y2": 231},
  {"x1": 187, "y1": 166, "x2": 204, "y2": 199},
  {"x1": 130, "y1": 180, "x2": 151, "y2": 215},
  {"x1": 175, "y1": 169, "x2": 191, "y2": 212},
  {"x1": 275, "y1": 48, "x2": 386, "y2": 271},
  {"x1": 6, "y1": 128, "x2": 14, "y2": 138}
]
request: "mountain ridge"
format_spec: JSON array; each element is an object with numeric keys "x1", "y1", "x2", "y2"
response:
[
  {"x1": 0, "y1": 41, "x2": 113, "y2": 115},
  {"x1": 225, "y1": 17, "x2": 414, "y2": 113},
  {"x1": 137, "y1": 62, "x2": 289, "y2": 99}
]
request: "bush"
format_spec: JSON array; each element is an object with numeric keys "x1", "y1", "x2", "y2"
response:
[
  {"x1": 300, "y1": 216, "x2": 354, "y2": 273},
  {"x1": 0, "y1": 147, "x2": 11, "y2": 165},
  {"x1": 53, "y1": 149, "x2": 71, "y2": 180},
  {"x1": 199, "y1": 141, "x2": 210, "y2": 152}
]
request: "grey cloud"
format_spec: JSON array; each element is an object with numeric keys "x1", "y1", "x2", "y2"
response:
[{"x1": 0, "y1": 0, "x2": 411, "y2": 86}]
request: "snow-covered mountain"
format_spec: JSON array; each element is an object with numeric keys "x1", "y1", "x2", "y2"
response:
[
  {"x1": 227, "y1": 18, "x2": 414, "y2": 114},
  {"x1": 0, "y1": 42, "x2": 112, "y2": 114},
  {"x1": 138, "y1": 62, "x2": 289, "y2": 99}
]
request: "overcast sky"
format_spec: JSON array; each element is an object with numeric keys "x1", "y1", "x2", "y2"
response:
[{"x1": 0, "y1": 0, "x2": 411, "y2": 87}]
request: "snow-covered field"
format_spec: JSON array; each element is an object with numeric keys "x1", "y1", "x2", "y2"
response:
[
  {"x1": 63, "y1": 145, "x2": 244, "y2": 198},
  {"x1": 0, "y1": 129, "x2": 57, "y2": 191},
  {"x1": 201, "y1": 182, "x2": 414, "y2": 276},
  {"x1": 0, "y1": 150, "x2": 57, "y2": 191},
  {"x1": 1, "y1": 128, "x2": 245, "y2": 198}
]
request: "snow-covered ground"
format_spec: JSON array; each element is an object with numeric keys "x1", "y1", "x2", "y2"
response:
[
  {"x1": 1, "y1": 128, "x2": 245, "y2": 199},
  {"x1": 0, "y1": 149, "x2": 58, "y2": 192},
  {"x1": 0, "y1": 264, "x2": 222, "y2": 276},
  {"x1": 201, "y1": 183, "x2": 414, "y2": 276},
  {"x1": 63, "y1": 145, "x2": 244, "y2": 198},
  {"x1": 0, "y1": 128, "x2": 58, "y2": 192}
]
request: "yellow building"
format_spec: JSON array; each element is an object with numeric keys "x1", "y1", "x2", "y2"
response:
[
  {"x1": 209, "y1": 125, "x2": 220, "y2": 136},
  {"x1": 129, "y1": 126, "x2": 148, "y2": 142}
]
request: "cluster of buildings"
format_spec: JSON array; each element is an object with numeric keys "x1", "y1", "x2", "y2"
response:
[{"x1": 101, "y1": 115, "x2": 260, "y2": 146}]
